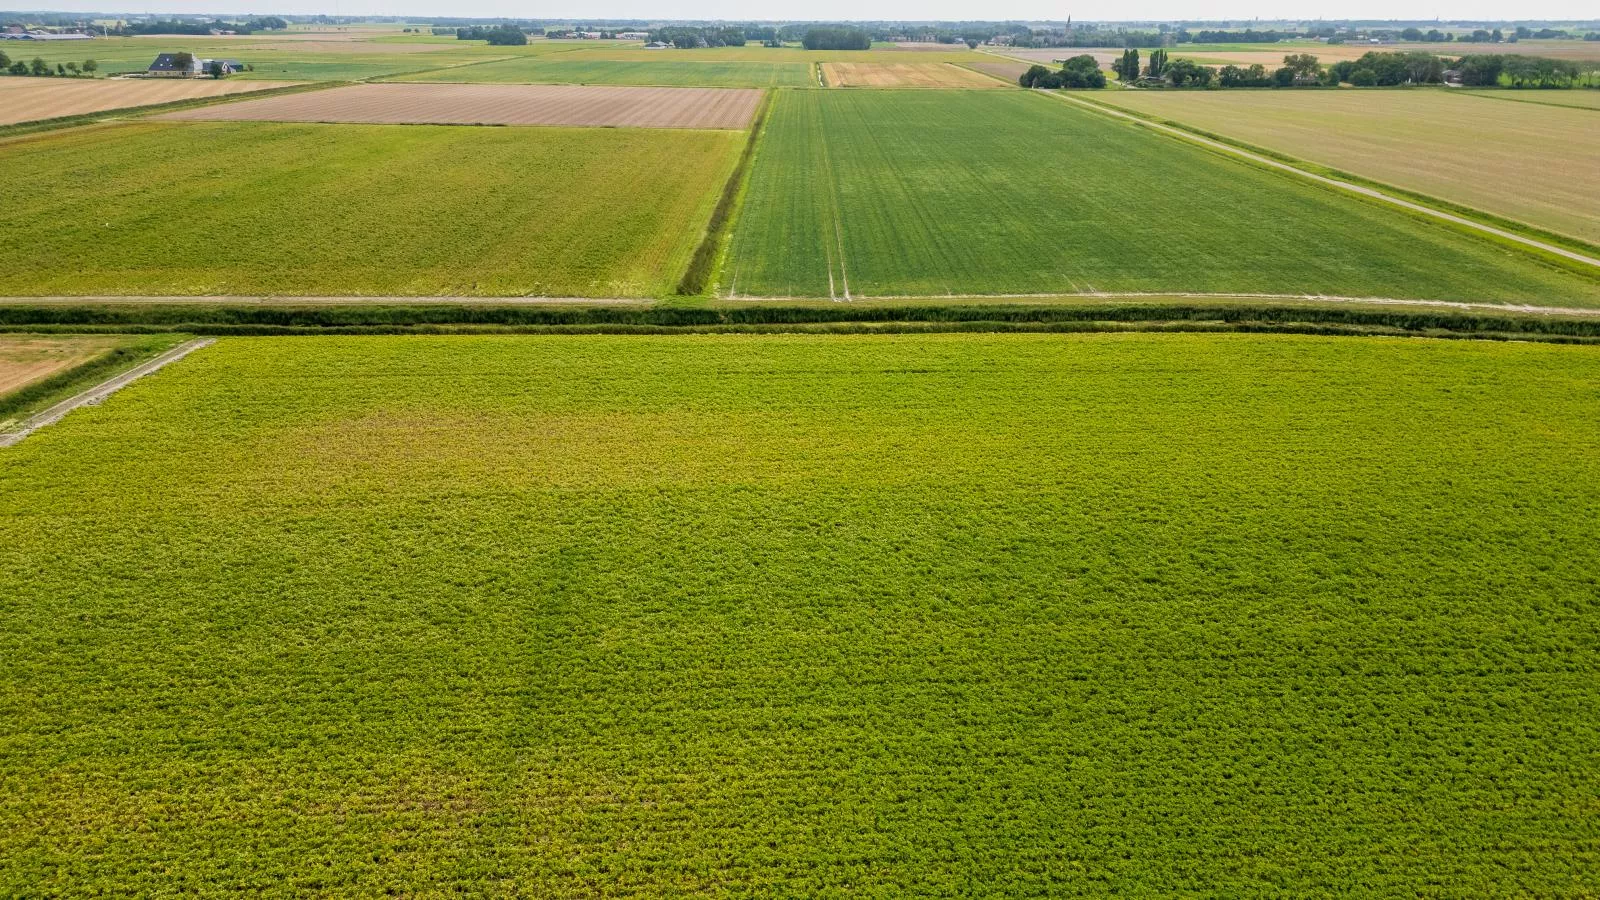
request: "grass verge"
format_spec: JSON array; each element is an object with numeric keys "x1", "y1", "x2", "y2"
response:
[
  {"x1": 676, "y1": 90, "x2": 773, "y2": 297},
  {"x1": 3, "y1": 302, "x2": 1599, "y2": 343},
  {"x1": 0, "y1": 334, "x2": 185, "y2": 427}
]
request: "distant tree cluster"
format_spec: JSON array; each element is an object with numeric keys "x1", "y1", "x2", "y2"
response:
[
  {"x1": 456, "y1": 24, "x2": 528, "y2": 45},
  {"x1": 1453, "y1": 54, "x2": 1585, "y2": 87},
  {"x1": 1, "y1": 49, "x2": 97, "y2": 77},
  {"x1": 1018, "y1": 55, "x2": 1106, "y2": 89},
  {"x1": 1183, "y1": 29, "x2": 1290, "y2": 43},
  {"x1": 1326, "y1": 51, "x2": 1444, "y2": 86},
  {"x1": 650, "y1": 26, "x2": 747, "y2": 48},
  {"x1": 801, "y1": 26, "x2": 870, "y2": 51}
]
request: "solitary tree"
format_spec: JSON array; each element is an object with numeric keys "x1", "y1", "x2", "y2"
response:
[
  {"x1": 66, "y1": 61, "x2": 79, "y2": 75},
  {"x1": 8, "y1": 60, "x2": 26, "y2": 75},
  {"x1": 207, "y1": 60, "x2": 224, "y2": 78},
  {"x1": 0, "y1": 49, "x2": 9, "y2": 71},
  {"x1": 31, "y1": 57, "x2": 49, "y2": 76},
  {"x1": 172, "y1": 51, "x2": 194, "y2": 74},
  {"x1": 82, "y1": 58, "x2": 97, "y2": 73}
]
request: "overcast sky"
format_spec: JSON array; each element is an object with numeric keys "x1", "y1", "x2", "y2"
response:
[{"x1": 27, "y1": 0, "x2": 1597, "y2": 22}]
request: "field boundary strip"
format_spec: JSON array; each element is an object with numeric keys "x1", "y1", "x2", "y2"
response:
[
  {"x1": 1040, "y1": 90, "x2": 1600, "y2": 272},
  {"x1": 6, "y1": 292, "x2": 1600, "y2": 318},
  {"x1": 0, "y1": 338, "x2": 214, "y2": 448}
]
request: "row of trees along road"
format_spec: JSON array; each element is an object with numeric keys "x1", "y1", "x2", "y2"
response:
[{"x1": 0, "y1": 50, "x2": 97, "y2": 76}]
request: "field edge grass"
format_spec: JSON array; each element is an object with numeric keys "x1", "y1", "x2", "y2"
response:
[
  {"x1": 0, "y1": 333, "x2": 187, "y2": 427},
  {"x1": 676, "y1": 90, "x2": 773, "y2": 297},
  {"x1": 1070, "y1": 92, "x2": 1600, "y2": 262}
]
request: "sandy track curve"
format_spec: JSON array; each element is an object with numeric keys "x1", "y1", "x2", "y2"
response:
[
  {"x1": 0, "y1": 338, "x2": 214, "y2": 448},
  {"x1": 158, "y1": 82, "x2": 763, "y2": 129}
]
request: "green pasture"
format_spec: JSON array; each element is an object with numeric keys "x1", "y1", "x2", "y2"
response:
[
  {"x1": 399, "y1": 55, "x2": 814, "y2": 87},
  {"x1": 724, "y1": 90, "x2": 1600, "y2": 303},
  {"x1": 0, "y1": 38, "x2": 507, "y2": 79},
  {"x1": 0, "y1": 122, "x2": 740, "y2": 296},
  {"x1": 2, "y1": 332, "x2": 1598, "y2": 894}
]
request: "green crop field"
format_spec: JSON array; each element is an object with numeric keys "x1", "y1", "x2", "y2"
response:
[
  {"x1": 0, "y1": 38, "x2": 506, "y2": 80},
  {"x1": 1094, "y1": 89, "x2": 1600, "y2": 248},
  {"x1": 724, "y1": 90, "x2": 1600, "y2": 302},
  {"x1": 1463, "y1": 89, "x2": 1600, "y2": 111},
  {"x1": 0, "y1": 121, "x2": 741, "y2": 297},
  {"x1": 399, "y1": 55, "x2": 814, "y2": 87},
  {"x1": 3, "y1": 333, "x2": 1598, "y2": 894},
  {"x1": 558, "y1": 44, "x2": 990, "y2": 63}
]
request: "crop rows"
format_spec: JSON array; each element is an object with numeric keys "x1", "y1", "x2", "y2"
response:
[
  {"x1": 2, "y1": 333, "x2": 1598, "y2": 894},
  {"x1": 724, "y1": 90, "x2": 1600, "y2": 303},
  {"x1": 0, "y1": 121, "x2": 741, "y2": 296}
]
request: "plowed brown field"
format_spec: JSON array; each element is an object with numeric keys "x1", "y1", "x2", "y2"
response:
[
  {"x1": 822, "y1": 62, "x2": 1005, "y2": 88},
  {"x1": 159, "y1": 82, "x2": 763, "y2": 128},
  {"x1": 0, "y1": 78, "x2": 299, "y2": 125},
  {"x1": 967, "y1": 60, "x2": 1031, "y2": 84}
]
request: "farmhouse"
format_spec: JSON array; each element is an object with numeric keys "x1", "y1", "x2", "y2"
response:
[{"x1": 147, "y1": 53, "x2": 202, "y2": 77}]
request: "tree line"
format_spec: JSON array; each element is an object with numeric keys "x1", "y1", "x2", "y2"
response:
[
  {"x1": 0, "y1": 49, "x2": 97, "y2": 77},
  {"x1": 801, "y1": 26, "x2": 871, "y2": 51},
  {"x1": 455, "y1": 24, "x2": 528, "y2": 45}
]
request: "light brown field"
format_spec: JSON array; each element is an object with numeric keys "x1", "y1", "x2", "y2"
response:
[
  {"x1": 998, "y1": 48, "x2": 1133, "y2": 68},
  {"x1": 0, "y1": 78, "x2": 299, "y2": 125},
  {"x1": 158, "y1": 82, "x2": 763, "y2": 128},
  {"x1": 232, "y1": 39, "x2": 466, "y2": 53},
  {"x1": 822, "y1": 62, "x2": 1004, "y2": 88},
  {"x1": 0, "y1": 335, "x2": 125, "y2": 397},
  {"x1": 1094, "y1": 88, "x2": 1600, "y2": 245},
  {"x1": 966, "y1": 59, "x2": 1032, "y2": 83}
]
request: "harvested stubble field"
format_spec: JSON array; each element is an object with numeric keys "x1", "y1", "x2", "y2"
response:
[
  {"x1": 821, "y1": 61, "x2": 1005, "y2": 88},
  {"x1": 0, "y1": 77, "x2": 298, "y2": 125},
  {"x1": 0, "y1": 335, "x2": 128, "y2": 396},
  {"x1": 2, "y1": 333, "x2": 1598, "y2": 895},
  {"x1": 398, "y1": 56, "x2": 814, "y2": 88},
  {"x1": 0, "y1": 122, "x2": 741, "y2": 296},
  {"x1": 725, "y1": 90, "x2": 1600, "y2": 303},
  {"x1": 160, "y1": 82, "x2": 763, "y2": 128},
  {"x1": 1093, "y1": 89, "x2": 1600, "y2": 246},
  {"x1": 965, "y1": 58, "x2": 1032, "y2": 83}
]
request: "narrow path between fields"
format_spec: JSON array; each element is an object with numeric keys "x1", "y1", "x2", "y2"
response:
[
  {"x1": 1038, "y1": 89, "x2": 1600, "y2": 272},
  {"x1": 6, "y1": 293, "x2": 1597, "y2": 317},
  {"x1": 0, "y1": 338, "x2": 214, "y2": 448}
]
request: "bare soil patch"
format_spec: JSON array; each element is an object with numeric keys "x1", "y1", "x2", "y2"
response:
[
  {"x1": 0, "y1": 78, "x2": 301, "y2": 126},
  {"x1": 0, "y1": 335, "x2": 126, "y2": 396},
  {"x1": 821, "y1": 62, "x2": 1004, "y2": 88},
  {"x1": 967, "y1": 59, "x2": 1032, "y2": 83},
  {"x1": 158, "y1": 82, "x2": 763, "y2": 128}
]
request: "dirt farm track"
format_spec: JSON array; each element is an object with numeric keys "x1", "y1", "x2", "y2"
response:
[
  {"x1": 159, "y1": 83, "x2": 764, "y2": 129},
  {"x1": 0, "y1": 78, "x2": 298, "y2": 126}
]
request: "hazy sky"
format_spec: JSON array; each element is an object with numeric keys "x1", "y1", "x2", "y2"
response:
[{"x1": 29, "y1": 0, "x2": 1597, "y2": 21}]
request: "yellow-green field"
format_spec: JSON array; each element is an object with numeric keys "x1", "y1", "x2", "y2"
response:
[
  {"x1": 1092, "y1": 89, "x2": 1600, "y2": 247},
  {"x1": 0, "y1": 121, "x2": 741, "y2": 296}
]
